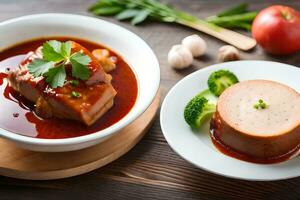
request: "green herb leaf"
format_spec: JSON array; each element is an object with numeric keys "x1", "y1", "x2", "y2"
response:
[
  {"x1": 116, "y1": 9, "x2": 140, "y2": 20},
  {"x1": 70, "y1": 79, "x2": 79, "y2": 87},
  {"x1": 71, "y1": 91, "x2": 81, "y2": 98},
  {"x1": 42, "y1": 40, "x2": 65, "y2": 62},
  {"x1": 61, "y1": 41, "x2": 72, "y2": 58},
  {"x1": 131, "y1": 10, "x2": 150, "y2": 25},
  {"x1": 27, "y1": 59, "x2": 55, "y2": 77},
  {"x1": 44, "y1": 65, "x2": 66, "y2": 88},
  {"x1": 70, "y1": 52, "x2": 91, "y2": 80},
  {"x1": 27, "y1": 40, "x2": 92, "y2": 89}
]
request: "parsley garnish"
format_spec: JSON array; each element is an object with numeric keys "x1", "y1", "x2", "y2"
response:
[
  {"x1": 70, "y1": 52, "x2": 91, "y2": 80},
  {"x1": 28, "y1": 40, "x2": 91, "y2": 88},
  {"x1": 28, "y1": 59, "x2": 55, "y2": 77},
  {"x1": 44, "y1": 65, "x2": 66, "y2": 89}
]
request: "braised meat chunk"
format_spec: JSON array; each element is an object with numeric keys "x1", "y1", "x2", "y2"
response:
[{"x1": 8, "y1": 41, "x2": 117, "y2": 126}]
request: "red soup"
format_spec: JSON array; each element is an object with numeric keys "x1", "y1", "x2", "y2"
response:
[{"x1": 0, "y1": 37, "x2": 138, "y2": 139}]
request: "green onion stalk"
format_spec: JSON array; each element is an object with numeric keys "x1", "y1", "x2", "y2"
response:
[{"x1": 89, "y1": 0, "x2": 257, "y2": 31}]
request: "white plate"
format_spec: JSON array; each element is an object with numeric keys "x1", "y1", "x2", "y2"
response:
[
  {"x1": 0, "y1": 14, "x2": 160, "y2": 152},
  {"x1": 160, "y1": 60, "x2": 300, "y2": 181}
]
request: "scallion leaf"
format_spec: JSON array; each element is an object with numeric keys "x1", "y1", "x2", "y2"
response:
[
  {"x1": 116, "y1": 9, "x2": 140, "y2": 20},
  {"x1": 91, "y1": 6, "x2": 124, "y2": 15},
  {"x1": 131, "y1": 10, "x2": 150, "y2": 25},
  {"x1": 88, "y1": 0, "x2": 256, "y2": 34},
  {"x1": 206, "y1": 12, "x2": 258, "y2": 24}
]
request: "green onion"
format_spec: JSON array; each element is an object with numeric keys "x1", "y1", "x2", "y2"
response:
[
  {"x1": 89, "y1": 0, "x2": 257, "y2": 31},
  {"x1": 71, "y1": 91, "x2": 81, "y2": 98},
  {"x1": 253, "y1": 99, "x2": 268, "y2": 109}
]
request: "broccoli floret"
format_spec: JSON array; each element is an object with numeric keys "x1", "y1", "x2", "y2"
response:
[
  {"x1": 184, "y1": 89, "x2": 216, "y2": 129},
  {"x1": 197, "y1": 89, "x2": 218, "y2": 104},
  {"x1": 207, "y1": 69, "x2": 239, "y2": 96}
]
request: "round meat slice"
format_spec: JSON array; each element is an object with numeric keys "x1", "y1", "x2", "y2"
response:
[{"x1": 211, "y1": 80, "x2": 300, "y2": 162}]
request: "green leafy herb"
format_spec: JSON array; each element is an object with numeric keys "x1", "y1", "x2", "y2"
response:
[
  {"x1": 28, "y1": 59, "x2": 55, "y2": 77},
  {"x1": 61, "y1": 41, "x2": 72, "y2": 58},
  {"x1": 42, "y1": 40, "x2": 65, "y2": 62},
  {"x1": 253, "y1": 99, "x2": 268, "y2": 110},
  {"x1": 44, "y1": 65, "x2": 66, "y2": 88},
  {"x1": 27, "y1": 40, "x2": 91, "y2": 88},
  {"x1": 70, "y1": 52, "x2": 91, "y2": 80},
  {"x1": 89, "y1": 1, "x2": 257, "y2": 31},
  {"x1": 70, "y1": 80, "x2": 80, "y2": 87},
  {"x1": 71, "y1": 91, "x2": 82, "y2": 98}
]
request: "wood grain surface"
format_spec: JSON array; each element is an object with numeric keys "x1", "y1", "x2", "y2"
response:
[{"x1": 1, "y1": 0, "x2": 300, "y2": 199}]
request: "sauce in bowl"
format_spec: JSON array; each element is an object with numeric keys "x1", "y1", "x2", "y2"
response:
[{"x1": 0, "y1": 37, "x2": 138, "y2": 139}]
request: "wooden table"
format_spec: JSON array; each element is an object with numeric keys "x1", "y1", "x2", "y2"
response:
[{"x1": 1, "y1": 0, "x2": 300, "y2": 199}]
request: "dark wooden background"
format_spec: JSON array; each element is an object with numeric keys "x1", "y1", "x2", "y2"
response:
[{"x1": 1, "y1": 0, "x2": 300, "y2": 199}]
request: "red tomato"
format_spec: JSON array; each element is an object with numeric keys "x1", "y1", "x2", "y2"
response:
[{"x1": 252, "y1": 5, "x2": 300, "y2": 55}]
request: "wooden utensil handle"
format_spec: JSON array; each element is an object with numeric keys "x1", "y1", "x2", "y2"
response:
[{"x1": 178, "y1": 20, "x2": 256, "y2": 51}]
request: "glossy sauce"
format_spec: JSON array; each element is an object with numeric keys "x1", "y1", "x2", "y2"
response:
[
  {"x1": 210, "y1": 115, "x2": 300, "y2": 164},
  {"x1": 0, "y1": 37, "x2": 138, "y2": 139},
  {"x1": 0, "y1": 73, "x2": 6, "y2": 85}
]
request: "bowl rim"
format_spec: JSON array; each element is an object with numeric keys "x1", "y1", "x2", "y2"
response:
[{"x1": 0, "y1": 13, "x2": 160, "y2": 145}]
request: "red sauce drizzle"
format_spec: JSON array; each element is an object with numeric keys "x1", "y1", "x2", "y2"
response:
[
  {"x1": 0, "y1": 73, "x2": 7, "y2": 86},
  {"x1": 0, "y1": 37, "x2": 138, "y2": 139},
  {"x1": 210, "y1": 116, "x2": 300, "y2": 164}
]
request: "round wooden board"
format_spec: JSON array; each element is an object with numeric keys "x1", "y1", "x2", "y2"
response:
[{"x1": 0, "y1": 92, "x2": 160, "y2": 180}]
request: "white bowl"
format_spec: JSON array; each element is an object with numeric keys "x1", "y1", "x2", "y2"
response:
[{"x1": 0, "y1": 14, "x2": 160, "y2": 152}]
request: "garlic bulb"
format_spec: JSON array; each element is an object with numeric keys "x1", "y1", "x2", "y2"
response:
[
  {"x1": 168, "y1": 45, "x2": 193, "y2": 69},
  {"x1": 218, "y1": 45, "x2": 240, "y2": 62},
  {"x1": 182, "y1": 34, "x2": 207, "y2": 57}
]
